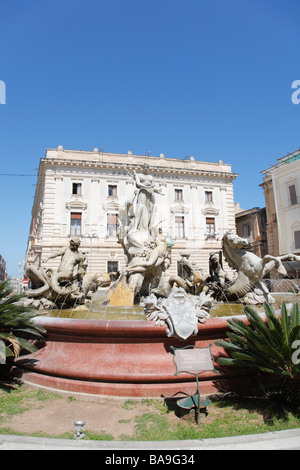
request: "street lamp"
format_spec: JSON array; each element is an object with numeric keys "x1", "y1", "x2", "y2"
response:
[
  {"x1": 74, "y1": 420, "x2": 85, "y2": 439},
  {"x1": 205, "y1": 232, "x2": 219, "y2": 248},
  {"x1": 205, "y1": 231, "x2": 219, "y2": 239},
  {"x1": 85, "y1": 233, "x2": 98, "y2": 272}
]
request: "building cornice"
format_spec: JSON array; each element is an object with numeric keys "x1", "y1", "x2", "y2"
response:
[
  {"x1": 261, "y1": 148, "x2": 300, "y2": 175},
  {"x1": 40, "y1": 156, "x2": 238, "y2": 181}
]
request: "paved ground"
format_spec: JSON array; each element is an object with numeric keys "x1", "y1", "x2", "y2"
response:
[{"x1": 1, "y1": 428, "x2": 300, "y2": 450}]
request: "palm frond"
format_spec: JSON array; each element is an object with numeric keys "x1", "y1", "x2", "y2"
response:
[
  {"x1": 215, "y1": 302, "x2": 300, "y2": 381},
  {"x1": 0, "y1": 280, "x2": 46, "y2": 361}
]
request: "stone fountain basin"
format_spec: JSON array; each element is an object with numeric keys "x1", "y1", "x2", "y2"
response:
[
  {"x1": 17, "y1": 293, "x2": 298, "y2": 398},
  {"x1": 16, "y1": 314, "x2": 262, "y2": 398}
]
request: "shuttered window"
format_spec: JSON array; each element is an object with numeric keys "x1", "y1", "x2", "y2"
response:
[
  {"x1": 289, "y1": 185, "x2": 297, "y2": 205},
  {"x1": 107, "y1": 214, "x2": 118, "y2": 237},
  {"x1": 71, "y1": 212, "x2": 82, "y2": 236},
  {"x1": 175, "y1": 216, "x2": 185, "y2": 239},
  {"x1": 206, "y1": 217, "x2": 215, "y2": 236}
]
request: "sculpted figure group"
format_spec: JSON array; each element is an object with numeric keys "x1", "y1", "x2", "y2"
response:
[
  {"x1": 25, "y1": 163, "x2": 299, "y2": 319},
  {"x1": 170, "y1": 231, "x2": 300, "y2": 305},
  {"x1": 25, "y1": 237, "x2": 111, "y2": 309},
  {"x1": 25, "y1": 163, "x2": 172, "y2": 309},
  {"x1": 115, "y1": 163, "x2": 173, "y2": 301}
]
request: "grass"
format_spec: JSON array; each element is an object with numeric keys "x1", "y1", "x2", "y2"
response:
[
  {"x1": 0, "y1": 386, "x2": 62, "y2": 421},
  {"x1": 119, "y1": 395, "x2": 300, "y2": 441},
  {"x1": 0, "y1": 383, "x2": 300, "y2": 441}
]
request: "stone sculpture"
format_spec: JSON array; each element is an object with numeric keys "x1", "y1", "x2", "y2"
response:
[
  {"x1": 208, "y1": 251, "x2": 235, "y2": 288},
  {"x1": 210, "y1": 231, "x2": 300, "y2": 304},
  {"x1": 164, "y1": 231, "x2": 299, "y2": 308},
  {"x1": 42, "y1": 237, "x2": 86, "y2": 296},
  {"x1": 169, "y1": 253, "x2": 210, "y2": 295},
  {"x1": 25, "y1": 237, "x2": 111, "y2": 308},
  {"x1": 107, "y1": 164, "x2": 173, "y2": 304},
  {"x1": 105, "y1": 163, "x2": 214, "y2": 337},
  {"x1": 141, "y1": 286, "x2": 213, "y2": 340}
]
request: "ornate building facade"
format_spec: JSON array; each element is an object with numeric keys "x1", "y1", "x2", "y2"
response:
[
  {"x1": 260, "y1": 148, "x2": 300, "y2": 278},
  {"x1": 235, "y1": 205, "x2": 267, "y2": 259},
  {"x1": 25, "y1": 146, "x2": 237, "y2": 278},
  {"x1": 0, "y1": 254, "x2": 7, "y2": 282}
]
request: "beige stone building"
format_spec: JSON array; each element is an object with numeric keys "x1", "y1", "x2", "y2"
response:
[
  {"x1": 260, "y1": 148, "x2": 300, "y2": 278},
  {"x1": 25, "y1": 146, "x2": 237, "y2": 278},
  {"x1": 0, "y1": 254, "x2": 7, "y2": 282},
  {"x1": 235, "y1": 205, "x2": 267, "y2": 259}
]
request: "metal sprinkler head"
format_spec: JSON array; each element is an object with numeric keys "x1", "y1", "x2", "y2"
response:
[{"x1": 74, "y1": 420, "x2": 86, "y2": 439}]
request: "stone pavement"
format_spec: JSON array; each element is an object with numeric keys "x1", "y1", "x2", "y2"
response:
[{"x1": 1, "y1": 428, "x2": 300, "y2": 450}]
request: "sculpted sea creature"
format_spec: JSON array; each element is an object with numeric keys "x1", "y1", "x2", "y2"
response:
[
  {"x1": 81, "y1": 271, "x2": 111, "y2": 296},
  {"x1": 218, "y1": 231, "x2": 300, "y2": 303},
  {"x1": 169, "y1": 254, "x2": 209, "y2": 295},
  {"x1": 25, "y1": 238, "x2": 111, "y2": 308}
]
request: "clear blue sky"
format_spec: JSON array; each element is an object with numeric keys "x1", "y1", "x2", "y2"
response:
[{"x1": 1, "y1": 0, "x2": 300, "y2": 277}]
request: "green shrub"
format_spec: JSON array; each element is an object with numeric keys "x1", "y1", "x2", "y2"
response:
[
  {"x1": 0, "y1": 280, "x2": 46, "y2": 362},
  {"x1": 216, "y1": 302, "x2": 300, "y2": 380}
]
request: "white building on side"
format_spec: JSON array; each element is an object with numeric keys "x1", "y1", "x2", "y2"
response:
[
  {"x1": 25, "y1": 146, "x2": 238, "y2": 278},
  {"x1": 261, "y1": 149, "x2": 300, "y2": 278}
]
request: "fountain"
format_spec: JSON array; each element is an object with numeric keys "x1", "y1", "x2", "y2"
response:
[{"x1": 17, "y1": 166, "x2": 300, "y2": 398}]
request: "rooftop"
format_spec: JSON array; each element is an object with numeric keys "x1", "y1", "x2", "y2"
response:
[
  {"x1": 261, "y1": 147, "x2": 300, "y2": 175},
  {"x1": 42, "y1": 146, "x2": 237, "y2": 178}
]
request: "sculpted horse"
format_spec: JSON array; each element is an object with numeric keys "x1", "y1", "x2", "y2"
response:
[{"x1": 217, "y1": 231, "x2": 300, "y2": 303}]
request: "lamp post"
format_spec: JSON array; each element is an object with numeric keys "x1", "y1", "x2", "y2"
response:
[
  {"x1": 205, "y1": 232, "x2": 219, "y2": 249},
  {"x1": 85, "y1": 233, "x2": 98, "y2": 272},
  {"x1": 74, "y1": 420, "x2": 85, "y2": 439}
]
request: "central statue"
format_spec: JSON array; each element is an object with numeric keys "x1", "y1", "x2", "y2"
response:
[
  {"x1": 105, "y1": 163, "x2": 173, "y2": 305},
  {"x1": 122, "y1": 163, "x2": 164, "y2": 256}
]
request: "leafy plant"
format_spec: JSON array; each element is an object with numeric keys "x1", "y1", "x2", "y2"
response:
[
  {"x1": 0, "y1": 280, "x2": 46, "y2": 362},
  {"x1": 215, "y1": 302, "x2": 300, "y2": 380}
]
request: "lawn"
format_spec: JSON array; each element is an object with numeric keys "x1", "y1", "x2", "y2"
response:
[{"x1": 0, "y1": 384, "x2": 300, "y2": 441}]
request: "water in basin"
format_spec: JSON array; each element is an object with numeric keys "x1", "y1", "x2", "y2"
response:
[{"x1": 46, "y1": 290, "x2": 299, "y2": 321}]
